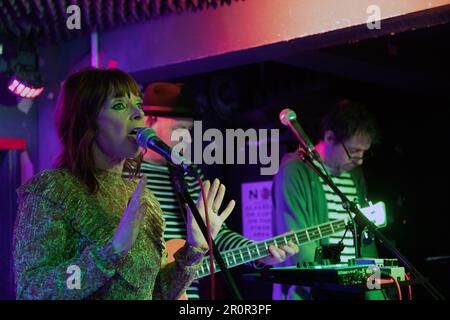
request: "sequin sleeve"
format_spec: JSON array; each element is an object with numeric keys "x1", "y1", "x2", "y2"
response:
[
  {"x1": 152, "y1": 242, "x2": 207, "y2": 300},
  {"x1": 13, "y1": 193, "x2": 124, "y2": 300}
]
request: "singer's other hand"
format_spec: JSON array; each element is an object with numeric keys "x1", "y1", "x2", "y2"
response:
[
  {"x1": 112, "y1": 175, "x2": 147, "y2": 255},
  {"x1": 187, "y1": 179, "x2": 235, "y2": 250}
]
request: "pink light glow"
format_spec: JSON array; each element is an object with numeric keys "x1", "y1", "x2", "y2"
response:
[
  {"x1": 8, "y1": 79, "x2": 19, "y2": 91},
  {"x1": 15, "y1": 84, "x2": 25, "y2": 94},
  {"x1": 34, "y1": 87, "x2": 44, "y2": 97},
  {"x1": 7, "y1": 77, "x2": 45, "y2": 99},
  {"x1": 26, "y1": 88, "x2": 36, "y2": 98},
  {"x1": 107, "y1": 59, "x2": 119, "y2": 69},
  {"x1": 21, "y1": 87, "x2": 31, "y2": 97}
]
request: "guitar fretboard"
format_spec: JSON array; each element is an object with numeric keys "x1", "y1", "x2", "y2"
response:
[{"x1": 195, "y1": 218, "x2": 347, "y2": 279}]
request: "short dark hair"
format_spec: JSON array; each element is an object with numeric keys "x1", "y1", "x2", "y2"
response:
[{"x1": 320, "y1": 99, "x2": 379, "y2": 144}]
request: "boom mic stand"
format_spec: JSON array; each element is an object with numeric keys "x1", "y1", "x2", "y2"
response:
[{"x1": 296, "y1": 141, "x2": 444, "y2": 300}]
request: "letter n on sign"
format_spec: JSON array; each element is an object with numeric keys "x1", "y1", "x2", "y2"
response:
[{"x1": 241, "y1": 181, "x2": 273, "y2": 241}]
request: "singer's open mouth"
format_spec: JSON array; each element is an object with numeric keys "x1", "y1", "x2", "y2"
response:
[
  {"x1": 127, "y1": 128, "x2": 140, "y2": 144},
  {"x1": 129, "y1": 128, "x2": 139, "y2": 135}
]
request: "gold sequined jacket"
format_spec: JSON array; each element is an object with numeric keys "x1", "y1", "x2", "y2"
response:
[{"x1": 13, "y1": 169, "x2": 205, "y2": 300}]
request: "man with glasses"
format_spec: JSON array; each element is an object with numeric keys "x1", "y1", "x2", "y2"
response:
[{"x1": 272, "y1": 100, "x2": 379, "y2": 300}]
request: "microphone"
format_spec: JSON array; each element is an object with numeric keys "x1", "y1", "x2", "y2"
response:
[
  {"x1": 279, "y1": 108, "x2": 321, "y2": 161},
  {"x1": 135, "y1": 127, "x2": 199, "y2": 178}
]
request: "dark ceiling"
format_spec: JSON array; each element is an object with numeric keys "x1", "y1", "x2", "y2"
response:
[{"x1": 0, "y1": 0, "x2": 240, "y2": 45}]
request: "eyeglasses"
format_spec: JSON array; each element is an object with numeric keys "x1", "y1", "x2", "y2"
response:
[{"x1": 342, "y1": 143, "x2": 374, "y2": 161}]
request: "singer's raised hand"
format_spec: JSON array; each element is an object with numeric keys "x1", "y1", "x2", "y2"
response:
[
  {"x1": 186, "y1": 179, "x2": 235, "y2": 250},
  {"x1": 112, "y1": 175, "x2": 147, "y2": 255}
]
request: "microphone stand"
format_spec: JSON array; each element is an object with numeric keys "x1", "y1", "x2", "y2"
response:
[
  {"x1": 296, "y1": 143, "x2": 445, "y2": 300},
  {"x1": 170, "y1": 164, "x2": 243, "y2": 300}
]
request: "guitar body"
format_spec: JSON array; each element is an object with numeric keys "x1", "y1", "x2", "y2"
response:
[{"x1": 166, "y1": 239, "x2": 189, "y2": 300}]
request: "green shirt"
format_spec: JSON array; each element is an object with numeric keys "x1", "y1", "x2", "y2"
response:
[{"x1": 272, "y1": 151, "x2": 377, "y2": 299}]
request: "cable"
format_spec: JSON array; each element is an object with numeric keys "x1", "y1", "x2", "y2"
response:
[
  {"x1": 405, "y1": 272, "x2": 413, "y2": 300},
  {"x1": 339, "y1": 224, "x2": 350, "y2": 242},
  {"x1": 351, "y1": 218, "x2": 359, "y2": 259},
  {"x1": 197, "y1": 177, "x2": 215, "y2": 300},
  {"x1": 389, "y1": 275, "x2": 403, "y2": 301}
]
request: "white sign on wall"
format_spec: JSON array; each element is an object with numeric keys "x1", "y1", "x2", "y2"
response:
[{"x1": 241, "y1": 181, "x2": 273, "y2": 241}]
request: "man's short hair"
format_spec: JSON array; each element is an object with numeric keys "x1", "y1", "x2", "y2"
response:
[{"x1": 320, "y1": 99, "x2": 379, "y2": 143}]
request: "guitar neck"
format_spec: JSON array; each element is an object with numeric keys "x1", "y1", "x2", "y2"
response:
[{"x1": 195, "y1": 218, "x2": 348, "y2": 280}]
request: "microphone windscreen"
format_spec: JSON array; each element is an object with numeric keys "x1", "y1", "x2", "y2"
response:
[{"x1": 279, "y1": 108, "x2": 297, "y2": 126}]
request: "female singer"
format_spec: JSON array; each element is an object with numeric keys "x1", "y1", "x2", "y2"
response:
[{"x1": 13, "y1": 68, "x2": 235, "y2": 299}]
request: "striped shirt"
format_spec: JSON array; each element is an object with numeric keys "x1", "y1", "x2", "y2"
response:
[
  {"x1": 140, "y1": 161, "x2": 253, "y2": 299},
  {"x1": 320, "y1": 170, "x2": 358, "y2": 263}
]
